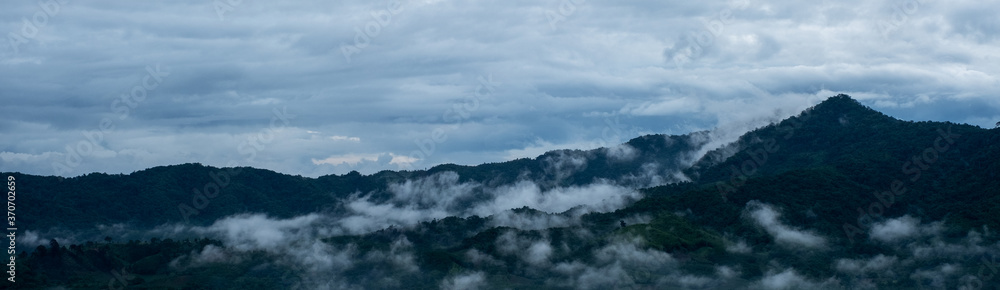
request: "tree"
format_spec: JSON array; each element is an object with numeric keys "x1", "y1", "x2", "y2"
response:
[
  {"x1": 49, "y1": 238, "x2": 61, "y2": 256},
  {"x1": 995, "y1": 121, "x2": 999, "y2": 128},
  {"x1": 33, "y1": 245, "x2": 47, "y2": 258}
]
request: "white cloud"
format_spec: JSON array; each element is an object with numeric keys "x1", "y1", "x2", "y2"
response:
[
  {"x1": 317, "y1": 171, "x2": 641, "y2": 235},
  {"x1": 311, "y1": 152, "x2": 416, "y2": 166},
  {"x1": 440, "y1": 271, "x2": 487, "y2": 290},
  {"x1": 603, "y1": 144, "x2": 638, "y2": 162},
  {"x1": 725, "y1": 239, "x2": 752, "y2": 254},
  {"x1": 622, "y1": 97, "x2": 702, "y2": 116},
  {"x1": 869, "y1": 215, "x2": 944, "y2": 243},
  {"x1": 548, "y1": 238, "x2": 682, "y2": 289},
  {"x1": 744, "y1": 201, "x2": 827, "y2": 249},
  {"x1": 154, "y1": 213, "x2": 358, "y2": 287},
  {"x1": 472, "y1": 180, "x2": 642, "y2": 216},
  {"x1": 329, "y1": 135, "x2": 361, "y2": 142},
  {"x1": 463, "y1": 249, "x2": 503, "y2": 268},
  {"x1": 526, "y1": 241, "x2": 554, "y2": 266},
  {"x1": 755, "y1": 269, "x2": 837, "y2": 290}
]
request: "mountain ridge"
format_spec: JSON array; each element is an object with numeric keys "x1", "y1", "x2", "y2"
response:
[
  {"x1": 8, "y1": 94, "x2": 1000, "y2": 289},
  {"x1": 6, "y1": 94, "x2": 997, "y2": 231}
]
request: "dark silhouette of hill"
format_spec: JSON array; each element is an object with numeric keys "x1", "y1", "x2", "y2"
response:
[
  {"x1": 667, "y1": 94, "x2": 1000, "y2": 235},
  {"x1": 8, "y1": 94, "x2": 997, "y2": 233},
  {"x1": 7, "y1": 94, "x2": 1000, "y2": 289},
  {"x1": 8, "y1": 127, "x2": 708, "y2": 230}
]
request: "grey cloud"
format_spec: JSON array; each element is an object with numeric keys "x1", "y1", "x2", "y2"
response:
[
  {"x1": 2, "y1": 0, "x2": 997, "y2": 178},
  {"x1": 549, "y1": 238, "x2": 677, "y2": 289},
  {"x1": 910, "y1": 263, "x2": 963, "y2": 289},
  {"x1": 835, "y1": 254, "x2": 899, "y2": 275},
  {"x1": 493, "y1": 229, "x2": 556, "y2": 258}
]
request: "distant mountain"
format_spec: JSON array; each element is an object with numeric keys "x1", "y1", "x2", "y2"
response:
[
  {"x1": 8, "y1": 94, "x2": 1000, "y2": 289},
  {"x1": 9, "y1": 122, "x2": 715, "y2": 231}
]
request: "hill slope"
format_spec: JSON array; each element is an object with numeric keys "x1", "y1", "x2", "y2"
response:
[{"x1": 7, "y1": 94, "x2": 1000, "y2": 289}]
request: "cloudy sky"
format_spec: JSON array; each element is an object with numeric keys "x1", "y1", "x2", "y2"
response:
[{"x1": 1, "y1": 0, "x2": 998, "y2": 177}]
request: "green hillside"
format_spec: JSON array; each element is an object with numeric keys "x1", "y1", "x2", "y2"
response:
[{"x1": 6, "y1": 95, "x2": 999, "y2": 289}]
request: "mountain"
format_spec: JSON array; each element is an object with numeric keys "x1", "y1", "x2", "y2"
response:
[
  {"x1": 675, "y1": 94, "x2": 1000, "y2": 234},
  {"x1": 6, "y1": 95, "x2": 1000, "y2": 289},
  {"x1": 9, "y1": 124, "x2": 712, "y2": 231}
]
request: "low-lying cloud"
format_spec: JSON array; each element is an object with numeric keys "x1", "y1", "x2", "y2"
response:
[
  {"x1": 869, "y1": 215, "x2": 944, "y2": 243},
  {"x1": 744, "y1": 201, "x2": 828, "y2": 249},
  {"x1": 337, "y1": 171, "x2": 642, "y2": 234}
]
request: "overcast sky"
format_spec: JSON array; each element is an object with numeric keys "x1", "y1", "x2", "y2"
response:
[{"x1": 1, "y1": 0, "x2": 998, "y2": 177}]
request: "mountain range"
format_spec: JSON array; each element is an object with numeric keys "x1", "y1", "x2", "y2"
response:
[{"x1": 6, "y1": 95, "x2": 1000, "y2": 289}]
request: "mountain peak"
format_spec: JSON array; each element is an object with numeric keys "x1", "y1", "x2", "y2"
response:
[
  {"x1": 812, "y1": 94, "x2": 875, "y2": 114},
  {"x1": 814, "y1": 94, "x2": 865, "y2": 112},
  {"x1": 804, "y1": 94, "x2": 893, "y2": 124}
]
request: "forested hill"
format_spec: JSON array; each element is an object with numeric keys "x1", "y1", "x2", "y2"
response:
[
  {"x1": 690, "y1": 94, "x2": 997, "y2": 185},
  {"x1": 7, "y1": 95, "x2": 999, "y2": 233},
  {"x1": 8, "y1": 95, "x2": 1000, "y2": 289},
  {"x1": 672, "y1": 94, "x2": 1000, "y2": 234},
  {"x1": 9, "y1": 117, "x2": 708, "y2": 231}
]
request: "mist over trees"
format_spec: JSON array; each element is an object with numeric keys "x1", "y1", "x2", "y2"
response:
[{"x1": 6, "y1": 95, "x2": 1000, "y2": 289}]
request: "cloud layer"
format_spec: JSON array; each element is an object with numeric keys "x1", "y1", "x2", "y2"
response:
[{"x1": 2, "y1": 0, "x2": 998, "y2": 177}]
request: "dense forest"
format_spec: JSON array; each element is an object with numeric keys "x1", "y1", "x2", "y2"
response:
[{"x1": 5, "y1": 95, "x2": 1000, "y2": 289}]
